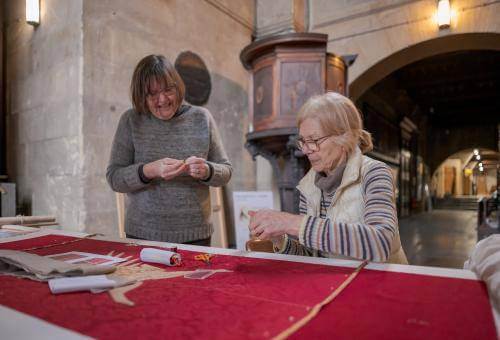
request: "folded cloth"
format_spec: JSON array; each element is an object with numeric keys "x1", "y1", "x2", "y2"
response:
[
  {"x1": 464, "y1": 235, "x2": 500, "y2": 313},
  {"x1": 0, "y1": 249, "x2": 116, "y2": 281},
  {"x1": 49, "y1": 275, "x2": 135, "y2": 294}
]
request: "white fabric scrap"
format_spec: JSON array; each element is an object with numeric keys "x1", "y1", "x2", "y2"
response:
[
  {"x1": 464, "y1": 234, "x2": 500, "y2": 313},
  {"x1": 49, "y1": 275, "x2": 133, "y2": 294}
]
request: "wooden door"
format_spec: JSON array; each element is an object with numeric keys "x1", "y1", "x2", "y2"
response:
[{"x1": 444, "y1": 166, "x2": 455, "y2": 196}]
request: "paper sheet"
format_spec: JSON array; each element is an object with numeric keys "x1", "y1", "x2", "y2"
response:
[{"x1": 46, "y1": 252, "x2": 126, "y2": 266}]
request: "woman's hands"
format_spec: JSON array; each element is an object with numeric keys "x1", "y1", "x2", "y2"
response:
[
  {"x1": 143, "y1": 156, "x2": 210, "y2": 181},
  {"x1": 143, "y1": 158, "x2": 186, "y2": 181},
  {"x1": 185, "y1": 156, "x2": 210, "y2": 180},
  {"x1": 248, "y1": 209, "x2": 303, "y2": 240}
]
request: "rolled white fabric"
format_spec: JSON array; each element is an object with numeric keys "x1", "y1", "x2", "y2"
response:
[
  {"x1": 49, "y1": 275, "x2": 118, "y2": 294},
  {"x1": 140, "y1": 248, "x2": 181, "y2": 266}
]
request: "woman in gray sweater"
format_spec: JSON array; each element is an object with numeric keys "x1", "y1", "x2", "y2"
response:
[{"x1": 106, "y1": 55, "x2": 232, "y2": 246}]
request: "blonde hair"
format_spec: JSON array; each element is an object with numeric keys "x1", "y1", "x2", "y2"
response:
[
  {"x1": 130, "y1": 54, "x2": 185, "y2": 115},
  {"x1": 297, "y1": 92, "x2": 373, "y2": 154}
]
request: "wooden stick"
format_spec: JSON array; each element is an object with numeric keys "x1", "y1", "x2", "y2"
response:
[
  {"x1": 0, "y1": 216, "x2": 56, "y2": 226},
  {"x1": 273, "y1": 261, "x2": 368, "y2": 340},
  {"x1": 20, "y1": 233, "x2": 100, "y2": 251},
  {"x1": 17, "y1": 222, "x2": 58, "y2": 228},
  {"x1": 116, "y1": 193, "x2": 126, "y2": 238}
]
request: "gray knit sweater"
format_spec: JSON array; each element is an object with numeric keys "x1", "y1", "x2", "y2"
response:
[{"x1": 106, "y1": 105, "x2": 232, "y2": 243}]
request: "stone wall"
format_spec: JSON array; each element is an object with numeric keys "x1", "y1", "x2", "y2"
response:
[
  {"x1": 0, "y1": 2, "x2": 4, "y2": 175},
  {"x1": 308, "y1": 0, "x2": 500, "y2": 98},
  {"x1": 5, "y1": 0, "x2": 255, "y2": 241},
  {"x1": 5, "y1": 0, "x2": 84, "y2": 230},
  {"x1": 81, "y1": 0, "x2": 255, "y2": 237}
]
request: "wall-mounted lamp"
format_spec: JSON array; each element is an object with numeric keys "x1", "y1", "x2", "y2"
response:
[
  {"x1": 473, "y1": 149, "x2": 479, "y2": 156},
  {"x1": 437, "y1": 0, "x2": 451, "y2": 29},
  {"x1": 476, "y1": 155, "x2": 481, "y2": 160},
  {"x1": 26, "y1": 0, "x2": 40, "y2": 26}
]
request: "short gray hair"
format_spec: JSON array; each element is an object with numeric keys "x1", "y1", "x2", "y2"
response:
[{"x1": 297, "y1": 92, "x2": 373, "y2": 154}]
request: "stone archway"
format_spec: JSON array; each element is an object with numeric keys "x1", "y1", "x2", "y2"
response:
[
  {"x1": 428, "y1": 125, "x2": 498, "y2": 175},
  {"x1": 348, "y1": 32, "x2": 500, "y2": 175},
  {"x1": 346, "y1": 32, "x2": 500, "y2": 215},
  {"x1": 350, "y1": 33, "x2": 500, "y2": 101},
  {"x1": 432, "y1": 148, "x2": 499, "y2": 198}
]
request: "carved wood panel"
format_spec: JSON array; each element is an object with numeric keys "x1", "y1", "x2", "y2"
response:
[
  {"x1": 280, "y1": 61, "x2": 323, "y2": 117},
  {"x1": 253, "y1": 65, "x2": 274, "y2": 129}
]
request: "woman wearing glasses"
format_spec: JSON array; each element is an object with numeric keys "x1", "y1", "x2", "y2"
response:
[
  {"x1": 248, "y1": 92, "x2": 407, "y2": 264},
  {"x1": 106, "y1": 54, "x2": 232, "y2": 246}
]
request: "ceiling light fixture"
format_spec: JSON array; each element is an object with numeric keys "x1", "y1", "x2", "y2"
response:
[
  {"x1": 437, "y1": 0, "x2": 451, "y2": 29},
  {"x1": 26, "y1": 0, "x2": 40, "y2": 26}
]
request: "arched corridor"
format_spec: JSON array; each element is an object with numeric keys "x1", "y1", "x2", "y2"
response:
[
  {"x1": 432, "y1": 148, "x2": 499, "y2": 198},
  {"x1": 354, "y1": 39, "x2": 499, "y2": 219},
  {"x1": 352, "y1": 35, "x2": 499, "y2": 268}
]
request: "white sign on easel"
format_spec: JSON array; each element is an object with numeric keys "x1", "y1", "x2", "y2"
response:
[{"x1": 232, "y1": 191, "x2": 274, "y2": 250}]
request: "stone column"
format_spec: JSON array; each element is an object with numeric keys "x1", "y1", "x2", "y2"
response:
[
  {"x1": 255, "y1": 0, "x2": 307, "y2": 39},
  {"x1": 0, "y1": 3, "x2": 5, "y2": 177}
]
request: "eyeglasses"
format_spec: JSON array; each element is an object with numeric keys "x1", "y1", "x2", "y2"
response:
[
  {"x1": 146, "y1": 86, "x2": 176, "y2": 101},
  {"x1": 296, "y1": 135, "x2": 332, "y2": 152}
]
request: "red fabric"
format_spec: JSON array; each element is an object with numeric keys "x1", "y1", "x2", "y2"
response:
[
  {"x1": 0, "y1": 235, "x2": 497, "y2": 339},
  {"x1": 291, "y1": 269, "x2": 496, "y2": 340},
  {"x1": 0, "y1": 234, "x2": 77, "y2": 251}
]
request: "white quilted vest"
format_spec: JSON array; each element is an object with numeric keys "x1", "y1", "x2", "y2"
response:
[{"x1": 296, "y1": 147, "x2": 408, "y2": 264}]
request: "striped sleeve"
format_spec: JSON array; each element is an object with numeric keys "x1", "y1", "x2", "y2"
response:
[
  {"x1": 299, "y1": 193, "x2": 308, "y2": 215},
  {"x1": 275, "y1": 234, "x2": 316, "y2": 257},
  {"x1": 275, "y1": 193, "x2": 316, "y2": 256},
  {"x1": 298, "y1": 162, "x2": 398, "y2": 262}
]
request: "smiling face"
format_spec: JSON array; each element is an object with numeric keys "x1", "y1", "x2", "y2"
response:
[
  {"x1": 146, "y1": 79, "x2": 179, "y2": 120},
  {"x1": 299, "y1": 117, "x2": 346, "y2": 173}
]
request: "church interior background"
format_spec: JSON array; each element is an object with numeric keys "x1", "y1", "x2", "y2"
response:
[{"x1": 0, "y1": 0, "x2": 499, "y2": 269}]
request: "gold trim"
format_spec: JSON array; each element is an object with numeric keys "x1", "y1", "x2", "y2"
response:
[{"x1": 273, "y1": 260, "x2": 368, "y2": 339}]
